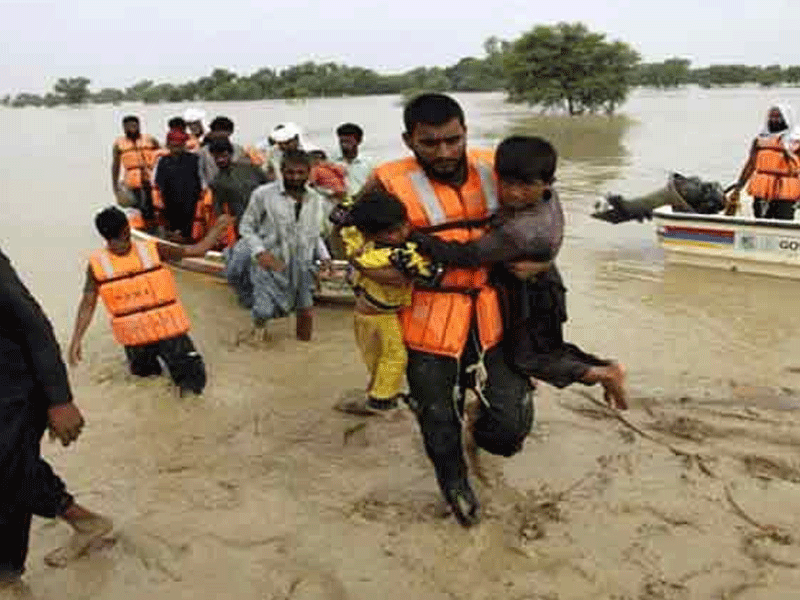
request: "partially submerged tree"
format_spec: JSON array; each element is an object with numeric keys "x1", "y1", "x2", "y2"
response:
[
  {"x1": 503, "y1": 22, "x2": 639, "y2": 115},
  {"x1": 53, "y1": 77, "x2": 91, "y2": 105}
]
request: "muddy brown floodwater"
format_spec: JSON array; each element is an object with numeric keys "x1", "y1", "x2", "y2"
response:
[{"x1": 5, "y1": 89, "x2": 800, "y2": 599}]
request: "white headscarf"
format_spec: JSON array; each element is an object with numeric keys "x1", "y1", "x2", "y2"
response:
[
  {"x1": 759, "y1": 104, "x2": 800, "y2": 150},
  {"x1": 183, "y1": 107, "x2": 207, "y2": 125}
]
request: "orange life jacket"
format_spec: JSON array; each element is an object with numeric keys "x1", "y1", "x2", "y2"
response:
[
  {"x1": 204, "y1": 190, "x2": 237, "y2": 248},
  {"x1": 748, "y1": 135, "x2": 800, "y2": 201},
  {"x1": 243, "y1": 146, "x2": 264, "y2": 166},
  {"x1": 89, "y1": 241, "x2": 191, "y2": 346},
  {"x1": 374, "y1": 149, "x2": 502, "y2": 358},
  {"x1": 116, "y1": 135, "x2": 159, "y2": 189},
  {"x1": 126, "y1": 208, "x2": 146, "y2": 231}
]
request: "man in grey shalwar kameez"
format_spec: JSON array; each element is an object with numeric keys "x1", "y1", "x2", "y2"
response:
[{"x1": 224, "y1": 149, "x2": 330, "y2": 340}]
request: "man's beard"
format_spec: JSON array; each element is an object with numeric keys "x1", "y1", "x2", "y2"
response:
[
  {"x1": 768, "y1": 120, "x2": 788, "y2": 133},
  {"x1": 284, "y1": 181, "x2": 306, "y2": 193},
  {"x1": 125, "y1": 131, "x2": 140, "y2": 140},
  {"x1": 415, "y1": 152, "x2": 468, "y2": 185}
]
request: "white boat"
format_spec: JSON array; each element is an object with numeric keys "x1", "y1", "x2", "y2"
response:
[
  {"x1": 653, "y1": 206, "x2": 800, "y2": 279},
  {"x1": 130, "y1": 226, "x2": 355, "y2": 303}
]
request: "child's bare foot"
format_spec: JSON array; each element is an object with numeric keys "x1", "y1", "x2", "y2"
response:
[
  {"x1": 44, "y1": 508, "x2": 113, "y2": 568},
  {"x1": 600, "y1": 362, "x2": 627, "y2": 410}
]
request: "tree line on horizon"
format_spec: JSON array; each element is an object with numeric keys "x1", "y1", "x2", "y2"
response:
[{"x1": 4, "y1": 23, "x2": 799, "y2": 115}]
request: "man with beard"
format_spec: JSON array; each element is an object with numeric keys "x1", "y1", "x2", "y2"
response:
[
  {"x1": 1, "y1": 249, "x2": 112, "y2": 587},
  {"x1": 208, "y1": 137, "x2": 268, "y2": 233},
  {"x1": 356, "y1": 94, "x2": 534, "y2": 527},
  {"x1": 726, "y1": 104, "x2": 800, "y2": 219},
  {"x1": 224, "y1": 149, "x2": 330, "y2": 341},
  {"x1": 112, "y1": 115, "x2": 160, "y2": 221}
]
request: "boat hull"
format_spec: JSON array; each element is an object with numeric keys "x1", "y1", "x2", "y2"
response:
[
  {"x1": 653, "y1": 206, "x2": 800, "y2": 279},
  {"x1": 130, "y1": 228, "x2": 355, "y2": 303}
]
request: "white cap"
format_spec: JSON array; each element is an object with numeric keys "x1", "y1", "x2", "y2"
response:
[
  {"x1": 183, "y1": 107, "x2": 206, "y2": 123},
  {"x1": 271, "y1": 122, "x2": 301, "y2": 143}
]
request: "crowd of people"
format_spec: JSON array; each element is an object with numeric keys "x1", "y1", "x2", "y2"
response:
[{"x1": 20, "y1": 91, "x2": 760, "y2": 587}]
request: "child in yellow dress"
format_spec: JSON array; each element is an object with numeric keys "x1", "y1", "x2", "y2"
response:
[{"x1": 335, "y1": 190, "x2": 441, "y2": 415}]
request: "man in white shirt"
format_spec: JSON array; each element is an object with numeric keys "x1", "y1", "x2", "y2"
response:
[
  {"x1": 335, "y1": 123, "x2": 374, "y2": 198},
  {"x1": 224, "y1": 149, "x2": 330, "y2": 341}
]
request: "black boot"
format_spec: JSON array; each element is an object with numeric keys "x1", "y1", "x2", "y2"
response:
[{"x1": 441, "y1": 478, "x2": 480, "y2": 527}]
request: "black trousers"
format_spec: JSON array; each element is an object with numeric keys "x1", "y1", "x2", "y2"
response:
[
  {"x1": 124, "y1": 334, "x2": 206, "y2": 394},
  {"x1": 0, "y1": 395, "x2": 73, "y2": 576},
  {"x1": 131, "y1": 184, "x2": 155, "y2": 221},
  {"x1": 163, "y1": 199, "x2": 198, "y2": 240},
  {"x1": 752, "y1": 198, "x2": 796, "y2": 220},
  {"x1": 406, "y1": 327, "x2": 534, "y2": 494}
]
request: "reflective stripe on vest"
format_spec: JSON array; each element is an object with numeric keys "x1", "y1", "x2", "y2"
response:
[
  {"x1": 476, "y1": 160, "x2": 499, "y2": 213},
  {"x1": 95, "y1": 241, "x2": 154, "y2": 279},
  {"x1": 408, "y1": 160, "x2": 498, "y2": 226},
  {"x1": 375, "y1": 151, "x2": 503, "y2": 358},
  {"x1": 91, "y1": 241, "x2": 190, "y2": 345},
  {"x1": 408, "y1": 169, "x2": 446, "y2": 225}
]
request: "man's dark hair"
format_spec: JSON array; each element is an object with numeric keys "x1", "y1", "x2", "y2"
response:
[
  {"x1": 348, "y1": 191, "x2": 407, "y2": 236},
  {"x1": 308, "y1": 149, "x2": 327, "y2": 160},
  {"x1": 208, "y1": 138, "x2": 234, "y2": 155},
  {"x1": 167, "y1": 117, "x2": 186, "y2": 130},
  {"x1": 495, "y1": 136, "x2": 557, "y2": 184},
  {"x1": 281, "y1": 149, "x2": 311, "y2": 167},
  {"x1": 336, "y1": 122, "x2": 363, "y2": 141},
  {"x1": 209, "y1": 116, "x2": 235, "y2": 133},
  {"x1": 403, "y1": 93, "x2": 465, "y2": 134},
  {"x1": 122, "y1": 115, "x2": 139, "y2": 125},
  {"x1": 95, "y1": 206, "x2": 129, "y2": 240}
]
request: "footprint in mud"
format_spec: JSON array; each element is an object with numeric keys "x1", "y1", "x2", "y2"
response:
[
  {"x1": 639, "y1": 578, "x2": 689, "y2": 600},
  {"x1": 347, "y1": 488, "x2": 449, "y2": 524},
  {"x1": 741, "y1": 531, "x2": 799, "y2": 569},
  {"x1": 741, "y1": 454, "x2": 800, "y2": 484},
  {"x1": 647, "y1": 416, "x2": 720, "y2": 443},
  {"x1": 114, "y1": 527, "x2": 190, "y2": 582},
  {"x1": 275, "y1": 570, "x2": 349, "y2": 600}
]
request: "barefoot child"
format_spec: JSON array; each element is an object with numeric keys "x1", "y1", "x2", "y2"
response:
[
  {"x1": 410, "y1": 136, "x2": 627, "y2": 409},
  {"x1": 333, "y1": 190, "x2": 441, "y2": 415}
]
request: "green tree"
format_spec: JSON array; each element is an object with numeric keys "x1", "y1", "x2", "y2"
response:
[
  {"x1": 92, "y1": 87, "x2": 124, "y2": 104},
  {"x1": 125, "y1": 79, "x2": 154, "y2": 101},
  {"x1": 53, "y1": 77, "x2": 91, "y2": 104},
  {"x1": 11, "y1": 93, "x2": 44, "y2": 107},
  {"x1": 635, "y1": 58, "x2": 691, "y2": 88},
  {"x1": 785, "y1": 66, "x2": 800, "y2": 85},
  {"x1": 757, "y1": 64, "x2": 783, "y2": 87},
  {"x1": 503, "y1": 22, "x2": 639, "y2": 115}
]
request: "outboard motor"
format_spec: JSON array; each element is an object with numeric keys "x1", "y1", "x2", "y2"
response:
[{"x1": 592, "y1": 173, "x2": 725, "y2": 223}]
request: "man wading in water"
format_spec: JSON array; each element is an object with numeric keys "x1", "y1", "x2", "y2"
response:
[{"x1": 357, "y1": 94, "x2": 536, "y2": 526}]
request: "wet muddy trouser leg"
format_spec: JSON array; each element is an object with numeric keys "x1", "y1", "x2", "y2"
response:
[
  {"x1": 158, "y1": 334, "x2": 206, "y2": 394},
  {"x1": 406, "y1": 328, "x2": 534, "y2": 494},
  {"x1": 0, "y1": 395, "x2": 74, "y2": 576}
]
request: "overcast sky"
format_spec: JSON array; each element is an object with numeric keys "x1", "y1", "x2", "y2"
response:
[{"x1": 2, "y1": 0, "x2": 797, "y2": 94}]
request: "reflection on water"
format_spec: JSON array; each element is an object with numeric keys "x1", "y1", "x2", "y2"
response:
[{"x1": 507, "y1": 113, "x2": 631, "y2": 166}]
